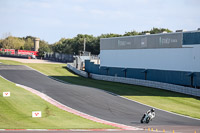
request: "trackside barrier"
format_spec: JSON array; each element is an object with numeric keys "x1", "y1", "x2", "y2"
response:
[
  {"x1": 67, "y1": 64, "x2": 200, "y2": 97},
  {"x1": 67, "y1": 64, "x2": 88, "y2": 78},
  {"x1": 90, "y1": 73, "x2": 200, "y2": 97}
]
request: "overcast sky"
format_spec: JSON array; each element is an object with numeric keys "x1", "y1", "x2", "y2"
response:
[{"x1": 0, "y1": 0, "x2": 200, "y2": 44}]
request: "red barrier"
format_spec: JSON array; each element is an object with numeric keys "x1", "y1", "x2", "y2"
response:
[
  {"x1": 0, "y1": 49, "x2": 15, "y2": 54},
  {"x1": 17, "y1": 50, "x2": 38, "y2": 56},
  {"x1": 0, "y1": 49, "x2": 39, "y2": 56}
]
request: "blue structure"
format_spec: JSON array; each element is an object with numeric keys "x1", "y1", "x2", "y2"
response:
[{"x1": 86, "y1": 60, "x2": 200, "y2": 87}]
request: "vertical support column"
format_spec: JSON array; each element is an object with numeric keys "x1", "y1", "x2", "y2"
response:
[
  {"x1": 191, "y1": 74, "x2": 194, "y2": 87},
  {"x1": 122, "y1": 68, "x2": 127, "y2": 78},
  {"x1": 187, "y1": 72, "x2": 194, "y2": 88},
  {"x1": 145, "y1": 71, "x2": 147, "y2": 80},
  {"x1": 141, "y1": 69, "x2": 148, "y2": 80},
  {"x1": 106, "y1": 68, "x2": 109, "y2": 76}
]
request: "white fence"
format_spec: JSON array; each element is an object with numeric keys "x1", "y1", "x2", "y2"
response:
[
  {"x1": 67, "y1": 64, "x2": 88, "y2": 78},
  {"x1": 67, "y1": 64, "x2": 200, "y2": 97}
]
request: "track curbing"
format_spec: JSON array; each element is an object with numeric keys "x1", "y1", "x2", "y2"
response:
[{"x1": 11, "y1": 82, "x2": 140, "y2": 131}]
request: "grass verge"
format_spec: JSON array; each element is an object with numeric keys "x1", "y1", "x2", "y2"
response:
[
  {"x1": 0, "y1": 76, "x2": 115, "y2": 129},
  {"x1": 0, "y1": 59, "x2": 200, "y2": 119}
]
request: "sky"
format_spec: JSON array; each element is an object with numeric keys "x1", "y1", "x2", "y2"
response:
[{"x1": 0, "y1": 0, "x2": 200, "y2": 44}]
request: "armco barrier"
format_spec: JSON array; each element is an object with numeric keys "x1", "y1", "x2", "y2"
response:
[
  {"x1": 67, "y1": 64, "x2": 88, "y2": 78},
  {"x1": 90, "y1": 73, "x2": 200, "y2": 97}
]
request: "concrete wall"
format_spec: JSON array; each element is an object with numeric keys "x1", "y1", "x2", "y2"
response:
[
  {"x1": 67, "y1": 64, "x2": 88, "y2": 78},
  {"x1": 100, "y1": 45, "x2": 200, "y2": 72},
  {"x1": 90, "y1": 73, "x2": 200, "y2": 97}
]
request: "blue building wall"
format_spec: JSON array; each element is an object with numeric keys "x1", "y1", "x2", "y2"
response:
[
  {"x1": 85, "y1": 60, "x2": 92, "y2": 73},
  {"x1": 108, "y1": 67, "x2": 125, "y2": 77},
  {"x1": 85, "y1": 60, "x2": 200, "y2": 87},
  {"x1": 85, "y1": 60, "x2": 100, "y2": 74},
  {"x1": 194, "y1": 72, "x2": 200, "y2": 87},
  {"x1": 146, "y1": 69, "x2": 191, "y2": 86},
  {"x1": 126, "y1": 68, "x2": 145, "y2": 80},
  {"x1": 183, "y1": 32, "x2": 200, "y2": 45},
  {"x1": 99, "y1": 67, "x2": 108, "y2": 75}
]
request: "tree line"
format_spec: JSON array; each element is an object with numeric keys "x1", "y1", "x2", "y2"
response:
[
  {"x1": 0, "y1": 35, "x2": 51, "y2": 56},
  {"x1": 0, "y1": 28, "x2": 172, "y2": 56}
]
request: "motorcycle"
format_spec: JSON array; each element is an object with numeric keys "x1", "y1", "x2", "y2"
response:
[{"x1": 140, "y1": 113, "x2": 153, "y2": 124}]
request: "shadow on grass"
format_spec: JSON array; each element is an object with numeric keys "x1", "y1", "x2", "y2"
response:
[{"x1": 50, "y1": 74, "x2": 200, "y2": 100}]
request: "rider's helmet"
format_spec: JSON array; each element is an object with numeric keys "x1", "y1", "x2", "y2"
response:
[{"x1": 151, "y1": 108, "x2": 155, "y2": 112}]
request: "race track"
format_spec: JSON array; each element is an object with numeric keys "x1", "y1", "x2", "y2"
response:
[{"x1": 0, "y1": 65, "x2": 200, "y2": 129}]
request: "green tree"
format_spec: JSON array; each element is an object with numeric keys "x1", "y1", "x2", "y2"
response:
[
  {"x1": 39, "y1": 40, "x2": 50, "y2": 50},
  {"x1": 99, "y1": 33, "x2": 122, "y2": 38},
  {"x1": 38, "y1": 41, "x2": 51, "y2": 57},
  {"x1": 86, "y1": 36, "x2": 99, "y2": 55},
  {"x1": 0, "y1": 39, "x2": 3, "y2": 48},
  {"x1": 52, "y1": 38, "x2": 73, "y2": 54},
  {"x1": 140, "y1": 27, "x2": 172, "y2": 35},
  {"x1": 71, "y1": 34, "x2": 85, "y2": 55},
  {"x1": 123, "y1": 30, "x2": 139, "y2": 36},
  {"x1": 0, "y1": 36, "x2": 25, "y2": 49},
  {"x1": 14, "y1": 38, "x2": 25, "y2": 49},
  {"x1": 24, "y1": 38, "x2": 34, "y2": 50}
]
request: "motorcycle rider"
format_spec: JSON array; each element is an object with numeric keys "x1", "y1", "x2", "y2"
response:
[
  {"x1": 141, "y1": 108, "x2": 155, "y2": 123},
  {"x1": 146, "y1": 108, "x2": 155, "y2": 120}
]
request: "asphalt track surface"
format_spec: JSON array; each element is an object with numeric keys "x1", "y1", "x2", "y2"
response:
[{"x1": 0, "y1": 65, "x2": 200, "y2": 132}]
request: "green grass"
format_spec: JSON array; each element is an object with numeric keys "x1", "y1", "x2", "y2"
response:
[
  {"x1": 0, "y1": 76, "x2": 115, "y2": 129},
  {"x1": 0, "y1": 59, "x2": 200, "y2": 120}
]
